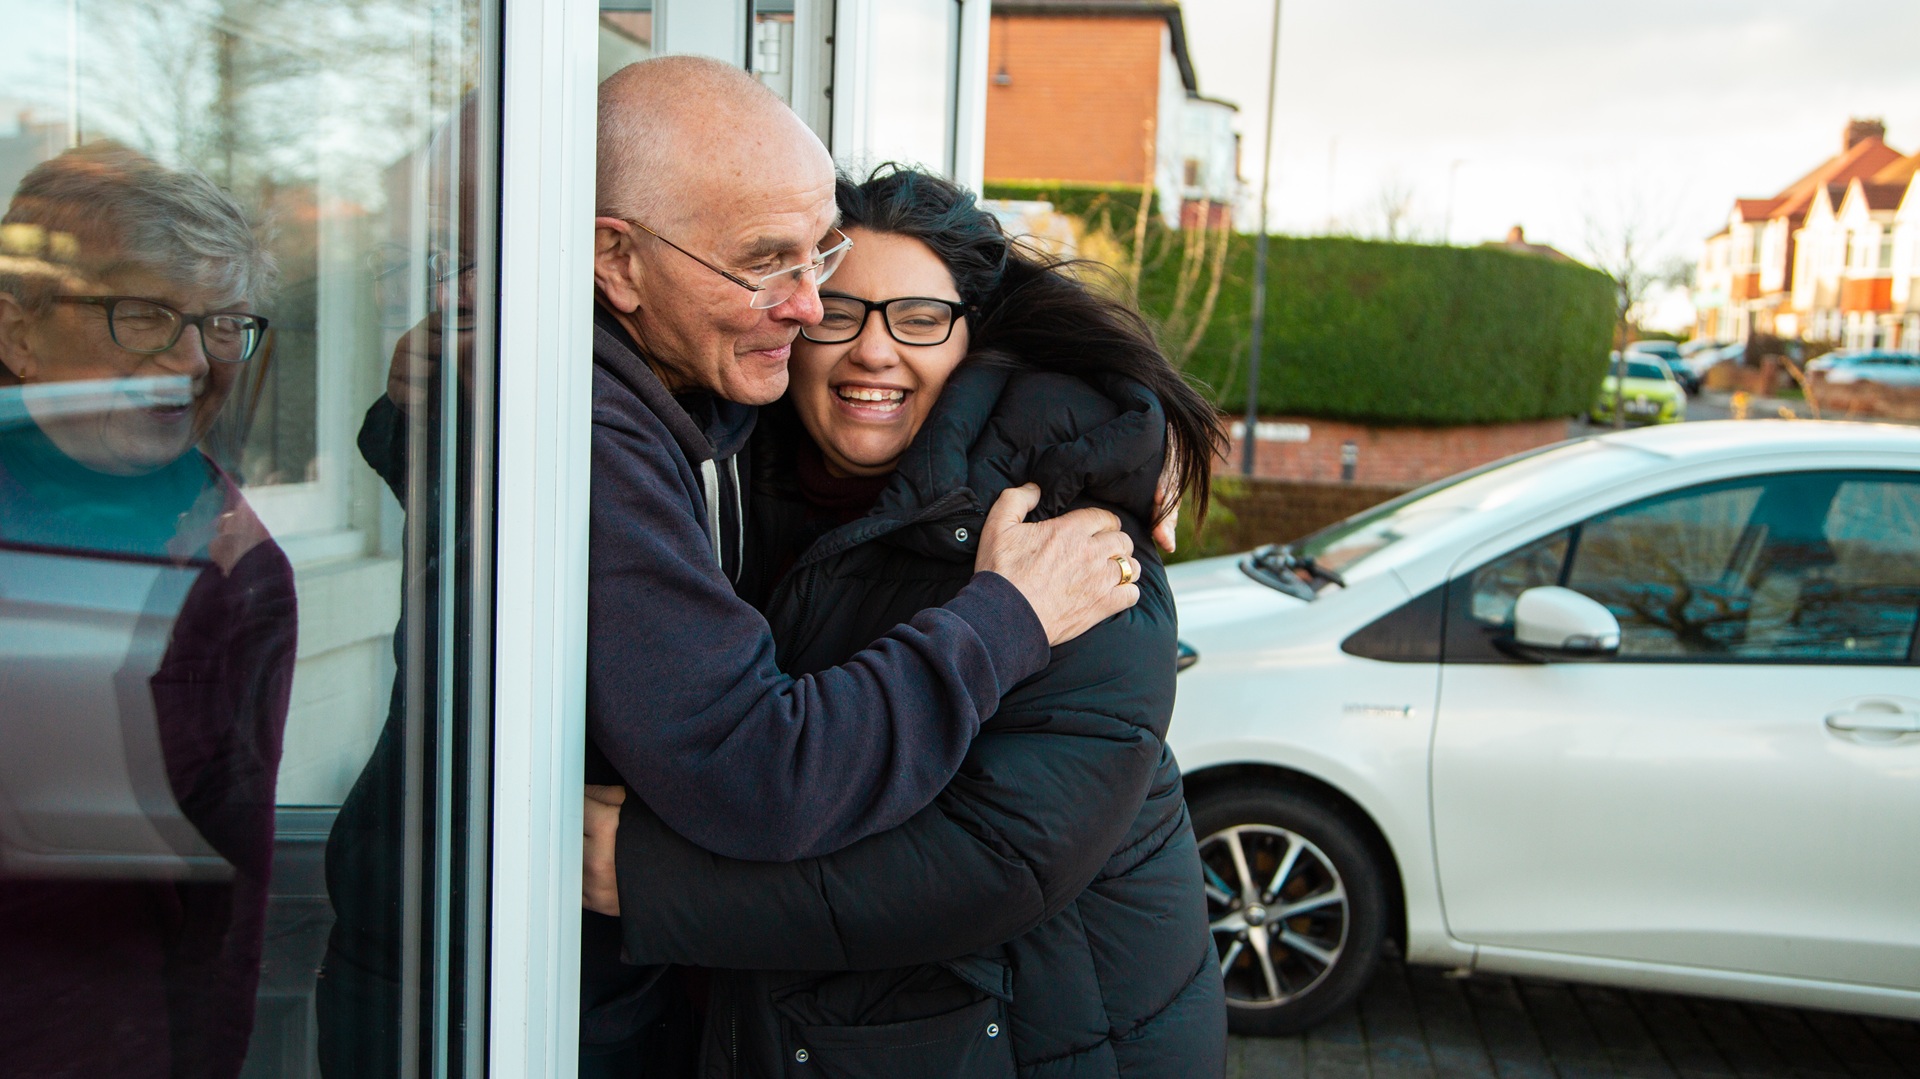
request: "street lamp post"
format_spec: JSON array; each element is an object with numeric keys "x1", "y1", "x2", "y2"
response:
[{"x1": 1242, "y1": 0, "x2": 1283, "y2": 476}]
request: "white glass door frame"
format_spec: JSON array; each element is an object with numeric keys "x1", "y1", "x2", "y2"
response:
[{"x1": 489, "y1": 0, "x2": 598, "y2": 1073}]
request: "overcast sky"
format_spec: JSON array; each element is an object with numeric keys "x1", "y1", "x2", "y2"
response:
[{"x1": 1182, "y1": 0, "x2": 1920, "y2": 285}]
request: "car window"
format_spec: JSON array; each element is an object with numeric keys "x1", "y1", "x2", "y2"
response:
[
  {"x1": 1621, "y1": 361, "x2": 1669, "y2": 381},
  {"x1": 1445, "y1": 471, "x2": 1920, "y2": 664},
  {"x1": 1566, "y1": 481, "x2": 1765, "y2": 657},
  {"x1": 1468, "y1": 530, "x2": 1570, "y2": 627}
]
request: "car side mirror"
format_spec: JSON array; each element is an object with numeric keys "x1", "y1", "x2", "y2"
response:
[{"x1": 1502, "y1": 586, "x2": 1620, "y2": 662}]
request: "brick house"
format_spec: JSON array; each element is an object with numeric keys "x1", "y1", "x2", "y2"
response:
[
  {"x1": 984, "y1": 0, "x2": 1240, "y2": 227},
  {"x1": 1790, "y1": 148, "x2": 1920, "y2": 349},
  {"x1": 1692, "y1": 119, "x2": 1904, "y2": 343}
]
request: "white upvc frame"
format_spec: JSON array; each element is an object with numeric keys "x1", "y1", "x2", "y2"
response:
[
  {"x1": 489, "y1": 0, "x2": 598, "y2": 1072},
  {"x1": 950, "y1": 0, "x2": 991, "y2": 192}
]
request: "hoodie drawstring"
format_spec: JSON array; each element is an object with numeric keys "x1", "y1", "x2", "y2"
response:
[{"x1": 700, "y1": 455, "x2": 743, "y2": 583}]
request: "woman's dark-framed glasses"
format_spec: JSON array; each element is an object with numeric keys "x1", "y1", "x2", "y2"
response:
[
  {"x1": 802, "y1": 294, "x2": 969, "y2": 346},
  {"x1": 54, "y1": 295, "x2": 269, "y2": 364}
]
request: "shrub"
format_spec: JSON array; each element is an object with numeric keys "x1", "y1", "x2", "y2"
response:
[{"x1": 984, "y1": 183, "x2": 1616, "y2": 426}]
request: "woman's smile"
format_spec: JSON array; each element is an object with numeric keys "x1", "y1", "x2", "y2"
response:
[
  {"x1": 831, "y1": 381, "x2": 910, "y2": 418},
  {"x1": 789, "y1": 228, "x2": 970, "y2": 477}
]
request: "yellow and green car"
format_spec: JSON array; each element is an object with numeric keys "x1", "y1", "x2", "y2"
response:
[{"x1": 1591, "y1": 355, "x2": 1687, "y2": 425}]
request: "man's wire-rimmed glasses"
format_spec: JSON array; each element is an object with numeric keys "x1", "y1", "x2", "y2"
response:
[
  {"x1": 800, "y1": 293, "x2": 970, "y2": 347},
  {"x1": 53, "y1": 295, "x2": 270, "y2": 364},
  {"x1": 622, "y1": 220, "x2": 852, "y2": 310}
]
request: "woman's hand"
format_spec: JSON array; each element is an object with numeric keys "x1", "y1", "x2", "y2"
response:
[{"x1": 583, "y1": 784, "x2": 626, "y2": 916}]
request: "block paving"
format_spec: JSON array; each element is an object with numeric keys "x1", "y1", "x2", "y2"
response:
[{"x1": 1227, "y1": 953, "x2": 1920, "y2": 1079}]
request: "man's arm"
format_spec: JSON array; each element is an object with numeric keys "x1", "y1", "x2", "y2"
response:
[
  {"x1": 594, "y1": 586, "x2": 1176, "y2": 970},
  {"x1": 590, "y1": 416, "x2": 1135, "y2": 862}
]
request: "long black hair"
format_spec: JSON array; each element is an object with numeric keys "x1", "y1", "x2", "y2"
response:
[{"x1": 833, "y1": 165, "x2": 1225, "y2": 525}]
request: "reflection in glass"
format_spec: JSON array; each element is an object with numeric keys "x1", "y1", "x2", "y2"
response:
[
  {"x1": 0, "y1": 0, "x2": 492, "y2": 1075},
  {"x1": 0, "y1": 142, "x2": 296, "y2": 1079}
]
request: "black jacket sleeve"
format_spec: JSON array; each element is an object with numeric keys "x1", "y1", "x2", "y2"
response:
[
  {"x1": 589, "y1": 391, "x2": 1051, "y2": 863},
  {"x1": 614, "y1": 564, "x2": 1176, "y2": 971},
  {"x1": 356, "y1": 395, "x2": 409, "y2": 502}
]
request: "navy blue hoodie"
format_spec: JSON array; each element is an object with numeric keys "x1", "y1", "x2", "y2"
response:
[{"x1": 586, "y1": 305, "x2": 1050, "y2": 863}]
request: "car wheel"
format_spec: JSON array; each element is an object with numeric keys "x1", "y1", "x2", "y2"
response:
[{"x1": 1190, "y1": 784, "x2": 1387, "y2": 1036}]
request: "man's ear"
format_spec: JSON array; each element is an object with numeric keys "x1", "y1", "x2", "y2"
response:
[
  {"x1": 592, "y1": 219, "x2": 643, "y2": 314},
  {"x1": 0, "y1": 293, "x2": 41, "y2": 382}
]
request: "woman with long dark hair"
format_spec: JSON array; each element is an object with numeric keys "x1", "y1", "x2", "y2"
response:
[{"x1": 614, "y1": 164, "x2": 1228, "y2": 1077}]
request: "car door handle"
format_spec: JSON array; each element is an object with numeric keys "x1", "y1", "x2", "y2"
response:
[{"x1": 1824, "y1": 706, "x2": 1920, "y2": 734}]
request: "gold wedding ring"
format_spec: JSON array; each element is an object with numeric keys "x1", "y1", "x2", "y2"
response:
[{"x1": 1113, "y1": 554, "x2": 1137, "y2": 587}]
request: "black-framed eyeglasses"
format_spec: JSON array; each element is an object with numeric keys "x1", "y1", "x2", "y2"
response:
[
  {"x1": 800, "y1": 293, "x2": 970, "y2": 347},
  {"x1": 53, "y1": 295, "x2": 269, "y2": 364},
  {"x1": 622, "y1": 220, "x2": 852, "y2": 310}
]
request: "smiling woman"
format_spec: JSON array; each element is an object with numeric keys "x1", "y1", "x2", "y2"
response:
[{"x1": 790, "y1": 229, "x2": 974, "y2": 476}]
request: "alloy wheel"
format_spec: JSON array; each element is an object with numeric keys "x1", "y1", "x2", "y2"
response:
[{"x1": 1199, "y1": 823, "x2": 1348, "y2": 1010}]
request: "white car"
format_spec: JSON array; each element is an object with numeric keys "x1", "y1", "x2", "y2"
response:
[
  {"x1": 1168, "y1": 421, "x2": 1920, "y2": 1035},
  {"x1": 1812, "y1": 351, "x2": 1920, "y2": 387}
]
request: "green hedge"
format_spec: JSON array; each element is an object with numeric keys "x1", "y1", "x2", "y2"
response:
[
  {"x1": 984, "y1": 180, "x2": 1151, "y2": 233},
  {"x1": 984, "y1": 183, "x2": 1616, "y2": 426}
]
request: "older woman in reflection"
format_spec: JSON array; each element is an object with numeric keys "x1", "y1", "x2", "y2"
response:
[{"x1": 0, "y1": 143, "x2": 295, "y2": 1079}]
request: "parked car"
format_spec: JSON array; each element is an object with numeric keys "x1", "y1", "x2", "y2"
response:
[
  {"x1": 1809, "y1": 350, "x2": 1920, "y2": 387},
  {"x1": 1683, "y1": 340, "x2": 1746, "y2": 382},
  {"x1": 1590, "y1": 355, "x2": 1686, "y2": 424},
  {"x1": 1625, "y1": 343, "x2": 1699, "y2": 393},
  {"x1": 1168, "y1": 421, "x2": 1920, "y2": 1035}
]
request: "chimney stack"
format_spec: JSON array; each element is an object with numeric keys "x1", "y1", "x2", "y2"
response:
[
  {"x1": 1845, "y1": 118, "x2": 1887, "y2": 151},
  {"x1": 1507, "y1": 225, "x2": 1526, "y2": 244}
]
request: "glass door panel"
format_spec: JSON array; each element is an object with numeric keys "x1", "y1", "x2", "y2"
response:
[{"x1": 0, "y1": 1, "x2": 496, "y2": 1076}]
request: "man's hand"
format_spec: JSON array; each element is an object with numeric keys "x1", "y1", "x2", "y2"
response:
[
  {"x1": 1151, "y1": 454, "x2": 1181, "y2": 554},
  {"x1": 583, "y1": 784, "x2": 626, "y2": 916},
  {"x1": 976, "y1": 483, "x2": 1140, "y2": 647},
  {"x1": 386, "y1": 314, "x2": 474, "y2": 413},
  {"x1": 1152, "y1": 492, "x2": 1180, "y2": 554}
]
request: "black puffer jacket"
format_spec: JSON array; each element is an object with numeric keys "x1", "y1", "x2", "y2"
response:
[{"x1": 615, "y1": 362, "x2": 1226, "y2": 1078}]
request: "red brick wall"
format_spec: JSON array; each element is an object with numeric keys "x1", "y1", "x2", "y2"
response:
[
  {"x1": 984, "y1": 15, "x2": 1164, "y2": 186},
  {"x1": 1220, "y1": 415, "x2": 1574, "y2": 487},
  {"x1": 1213, "y1": 480, "x2": 1409, "y2": 549}
]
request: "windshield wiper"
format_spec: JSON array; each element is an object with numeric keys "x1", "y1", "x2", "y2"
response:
[{"x1": 1240, "y1": 543, "x2": 1345, "y2": 599}]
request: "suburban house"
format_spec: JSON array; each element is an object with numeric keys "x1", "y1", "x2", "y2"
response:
[
  {"x1": 984, "y1": 0, "x2": 1242, "y2": 228},
  {"x1": 1693, "y1": 119, "x2": 1906, "y2": 344},
  {"x1": 1790, "y1": 153, "x2": 1920, "y2": 350}
]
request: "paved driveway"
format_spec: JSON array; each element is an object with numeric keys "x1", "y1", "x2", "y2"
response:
[{"x1": 1227, "y1": 952, "x2": 1920, "y2": 1079}]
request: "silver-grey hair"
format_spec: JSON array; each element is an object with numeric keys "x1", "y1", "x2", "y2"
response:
[{"x1": 0, "y1": 141, "x2": 275, "y2": 313}]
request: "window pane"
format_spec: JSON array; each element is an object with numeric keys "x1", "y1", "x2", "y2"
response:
[
  {"x1": 1565, "y1": 473, "x2": 1920, "y2": 662},
  {"x1": 1565, "y1": 481, "x2": 1765, "y2": 657},
  {"x1": 0, "y1": 2, "x2": 493, "y2": 1076},
  {"x1": 1468, "y1": 530, "x2": 1570, "y2": 628}
]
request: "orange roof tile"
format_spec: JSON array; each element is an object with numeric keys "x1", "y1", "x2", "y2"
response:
[
  {"x1": 1872, "y1": 152, "x2": 1920, "y2": 186},
  {"x1": 1762, "y1": 136, "x2": 1905, "y2": 221}
]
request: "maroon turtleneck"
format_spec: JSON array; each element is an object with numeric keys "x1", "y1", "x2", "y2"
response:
[{"x1": 794, "y1": 438, "x2": 891, "y2": 526}]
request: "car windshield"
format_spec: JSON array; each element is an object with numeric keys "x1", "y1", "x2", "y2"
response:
[
  {"x1": 1616, "y1": 360, "x2": 1669, "y2": 381},
  {"x1": 1284, "y1": 439, "x2": 1596, "y2": 581}
]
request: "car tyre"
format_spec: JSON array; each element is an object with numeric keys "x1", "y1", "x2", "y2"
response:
[{"x1": 1189, "y1": 783, "x2": 1388, "y2": 1036}]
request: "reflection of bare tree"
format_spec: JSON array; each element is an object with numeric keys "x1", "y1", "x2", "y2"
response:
[
  {"x1": 71, "y1": 0, "x2": 472, "y2": 485},
  {"x1": 79, "y1": 0, "x2": 467, "y2": 202}
]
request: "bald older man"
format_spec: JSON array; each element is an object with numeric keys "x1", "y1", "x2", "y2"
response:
[{"x1": 578, "y1": 57, "x2": 1144, "y2": 1071}]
